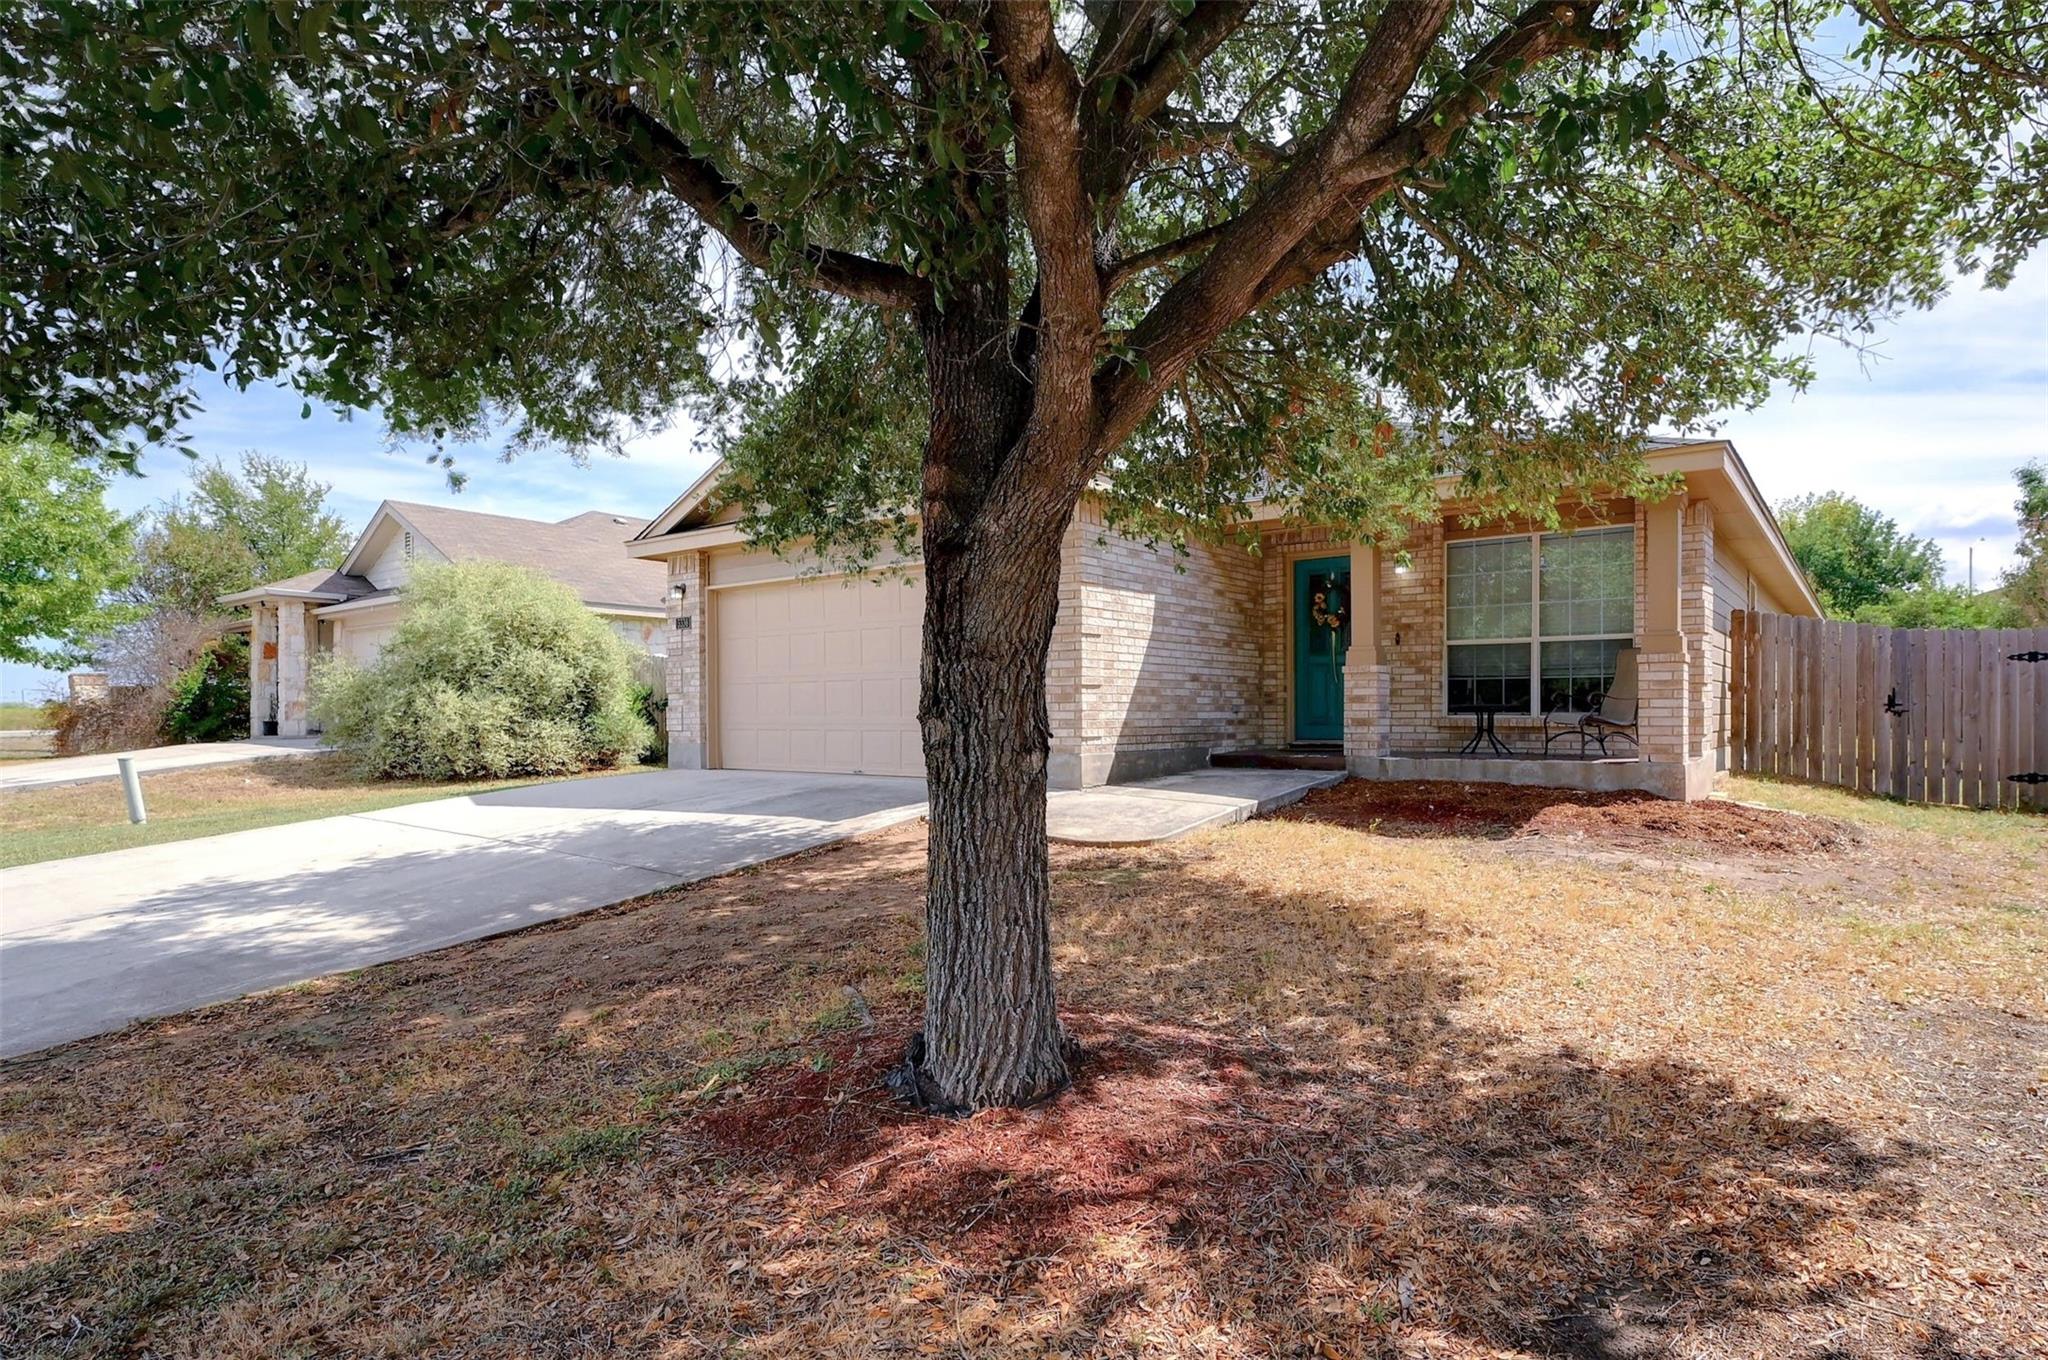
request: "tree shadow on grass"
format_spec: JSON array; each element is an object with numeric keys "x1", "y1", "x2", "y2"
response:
[
  {"x1": 0, "y1": 829, "x2": 1960, "y2": 1357},
  {"x1": 683, "y1": 870, "x2": 1930, "y2": 1358}
]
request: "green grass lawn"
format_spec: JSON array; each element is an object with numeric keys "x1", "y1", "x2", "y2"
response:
[
  {"x1": 0, "y1": 754, "x2": 626, "y2": 868},
  {"x1": 0, "y1": 702, "x2": 54, "y2": 729}
]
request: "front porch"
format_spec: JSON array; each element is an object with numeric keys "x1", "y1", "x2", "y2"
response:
[
  {"x1": 1208, "y1": 743, "x2": 1702, "y2": 799},
  {"x1": 1054, "y1": 486, "x2": 1724, "y2": 801},
  {"x1": 1338, "y1": 493, "x2": 1715, "y2": 800}
]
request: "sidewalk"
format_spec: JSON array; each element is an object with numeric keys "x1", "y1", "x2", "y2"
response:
[{"x1": 0, "y1": 738, "x2": 329, "y2": 792}]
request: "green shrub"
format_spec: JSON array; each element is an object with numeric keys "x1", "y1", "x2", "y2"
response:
[
  {"x1": 163, "y1": 634, "x2": 250, "y2": 743},
  {"x1": 311, "y1": 561, "x2": 652, "y2": 779},
  {"x1": 635, "y1": 681, "x2": 668, "y2": 763}
]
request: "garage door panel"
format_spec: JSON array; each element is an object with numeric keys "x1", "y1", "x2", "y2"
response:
[
  {"x1": 824, "y1": 729, "x2": 862, "y2": 768},
  {"x1": 823, "y1": 629, "x2": 861, "y2": 670},
  {"x1": 716, "y1": 574, "x2": 925, "y2": 777}
]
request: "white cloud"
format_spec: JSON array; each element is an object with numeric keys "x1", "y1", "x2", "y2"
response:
[{"x1": 1714, "y1": 254, "x2": 2048, "y2": 586}]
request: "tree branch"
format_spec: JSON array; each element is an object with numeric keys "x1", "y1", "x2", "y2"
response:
[
  {"x1": 990, "y1": 1, "x2": 1103, "y2": 455},
  {"x1": 1102, "y1": 219, "x2": 1235, "y2": 294},
  {"x1": 606, "y1": 99, "x2": 929, "y2": 310},
  {"x1": 1643, "y1": 132, "x2": 1800, "y2": 234},
  {"x1": 1853, "y1": 0, "x2": 2048, "y2": 87},
  {"x1": 1149, "y1": 114, "x2": 1288, "y2": 172},
  {"x1": 1124, "y1": 1, "x2": 1255, "y2": 124},
  {"x1": 1090, "y1": 0, "x2": 1458, "y2": 451},
  {"x1": 1092, "y1": 0, "x2": 1633, "y2": 453}
]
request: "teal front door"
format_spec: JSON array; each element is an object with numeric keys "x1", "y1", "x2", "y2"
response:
[{"x1": 1292, "y1": 556, "x2": 1351, "y2": 743}]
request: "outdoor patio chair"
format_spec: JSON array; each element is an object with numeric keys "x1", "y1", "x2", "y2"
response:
[{"x1": 1543, "y1": 646, "x2": 1640, "y2": 757}]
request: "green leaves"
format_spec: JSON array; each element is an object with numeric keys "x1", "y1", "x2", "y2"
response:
[{"x1": 0, "y1": 0, "x2": 2039, "y2": 527}]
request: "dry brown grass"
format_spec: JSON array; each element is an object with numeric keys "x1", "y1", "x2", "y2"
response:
[{"x1": 1, "y1": 780, "x2": 2041, "y2": 1358}]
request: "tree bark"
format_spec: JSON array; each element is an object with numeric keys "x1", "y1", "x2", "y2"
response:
[
  {"x1": 904, "y1": 282, "x2": 1074, "y2": 1112},
  {"x1": 913, "y1": 504, "x2": 1072, "y2": 1111}
]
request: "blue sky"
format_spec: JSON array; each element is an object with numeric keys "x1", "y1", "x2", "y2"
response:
[{"x1": 4, "y1": 255, "x2": 2043, "y2": 705}]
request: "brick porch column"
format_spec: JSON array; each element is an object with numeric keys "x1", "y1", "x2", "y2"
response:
[
  {"x1": 665, "y1": 552, "x2": 709, "y2": 768},
  {"x1": 248, "y1": 600, "x2": 276, "y2": 737},
  {"x1": 1682, "y1": 500, "x2": 1716, "y2": 760},
  {"x1": 1637, "y1": 495, "x2": 1690, "y2": 766},
  {"x1": 1344, "y1": 542, "x2": 1391, "y2": 764},
  {"x1": 275, "y1": 600, "x2": 311, "y2": 737}
]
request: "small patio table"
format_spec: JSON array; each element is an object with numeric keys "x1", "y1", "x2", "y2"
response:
[{"x1": 1454, "y1": 703, "x2": 1517, "y2": 757}]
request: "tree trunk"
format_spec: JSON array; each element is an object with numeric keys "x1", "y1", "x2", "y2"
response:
[
  {"x1": 903, "y1": 285, "x2": 1075, "y2": 1112},
  {"x1": 913, "y1": 510, "x2": 1072, "y2": 1111}
]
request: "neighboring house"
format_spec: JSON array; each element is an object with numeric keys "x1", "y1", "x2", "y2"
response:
[
  {"x1": 626, "y1": 439, "x2": 1819, "y2": 801},
  {"x1": 221, "y1": 501, "x2": 667, "y2": 737}
]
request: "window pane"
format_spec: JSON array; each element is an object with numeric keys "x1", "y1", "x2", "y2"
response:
[
  {"x1": 1448, "y1": 642, "x2": 1533, "y2": 711},
  {"x1": 1541, "y1": 638, "x2": 1627, "y2": 713},
  {"x1": 1447, "y1": 538, "x2": 1532, "y2": 640},
  {"x1": 1539, "y1": 528, "x2": 1633, "y2": 638}
]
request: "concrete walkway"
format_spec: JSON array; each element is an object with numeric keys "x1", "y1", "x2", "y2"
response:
[
  {"x1": 0, "y1": 737, "x2": 329, "y2": 792},
  {"x1": 0, "y1": 764, "x2": 1340, "y2": 1058},
  {"x1": 1048, "y1": 768, "x2": 1343, "y2": 846},
  {"x1": 0, "y1": 769, "x2": 927, "y2": 1058}
]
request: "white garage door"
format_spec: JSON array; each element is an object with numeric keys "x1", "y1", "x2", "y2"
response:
[{"x1": 715, "y1": 573, "x2": 925, "y2": 777}]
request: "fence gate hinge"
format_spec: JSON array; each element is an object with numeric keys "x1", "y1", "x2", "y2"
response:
[
  {"x1": 2009, "y1": 650, "x2": 2048, "y2": 663},
  {"x1": 2010, "y1": 772, "x2": 2048, "y2": 786}
]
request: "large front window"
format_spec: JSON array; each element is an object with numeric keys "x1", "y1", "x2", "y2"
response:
[{"x1": 1446, "y1": 527, "x2": 1633, "y2": 713}]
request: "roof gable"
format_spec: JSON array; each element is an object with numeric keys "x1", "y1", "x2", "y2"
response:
[
  {"x1": 632, "y1": 460, "x2": 728, "y2": 541},
  {"x1": 335, "y1": 499, "x2": 665, "y2": 610}
]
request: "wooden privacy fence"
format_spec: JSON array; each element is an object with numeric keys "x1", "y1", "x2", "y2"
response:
[{"x1": 1729, "y1": 611, "x2": 2048, "y2": 810}]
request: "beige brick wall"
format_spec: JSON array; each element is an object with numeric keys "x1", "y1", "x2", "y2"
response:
[
  {"x1": 656, "y1": 488, "x2": 1733, "y2": 794},
  {"x1": 1682, "y1": 499, "x2": 1722, "y2": 763},
  {"x1": 1056, "y1": 499, "x2": 1266, "y2": 785},
  {"x1": 664, "y1": 552, "x2": 708, "y2": 768},
  {"x1": 1379, "y1": 521, "x2": 1449, "y2": 750}
]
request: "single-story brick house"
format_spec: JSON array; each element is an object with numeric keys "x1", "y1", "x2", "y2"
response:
[
  {"x1": 222, "y1": 501, "x2": 668, "y2": 737},
  {"x1": 624, "y1": 438, "x2": 1819, "y2": 799}
]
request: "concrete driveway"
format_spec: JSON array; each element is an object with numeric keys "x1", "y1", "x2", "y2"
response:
[{"x1": 0, "y1": 769, "x2": 926, "y2": 1058}]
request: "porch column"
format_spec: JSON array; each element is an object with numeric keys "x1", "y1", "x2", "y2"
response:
[
  {"x1": 1344, "y1": 541, "x2": 1391, "y2": 765},
  {"x1": 249, "y1": 600, "x2": 276, "y2": 737},
  {"x1": 1682, "y1": 500, "x2": 1716, "y2": 760},
  {"x1": 1636, "y1": 496, "x2": 1690, "y2": 765},
  {"x1": 665, "y1": 552, "x2": 710, "y2": 769},
  {"x1": 275, "y1": 600, "x2": 312, "y2": 737}
]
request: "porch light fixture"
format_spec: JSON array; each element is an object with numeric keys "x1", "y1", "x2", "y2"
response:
[{"x1": 668, "y1": 581, "x2": 689, "y2": 603}]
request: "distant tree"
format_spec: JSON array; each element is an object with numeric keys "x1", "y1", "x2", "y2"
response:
[
  {"x1": 312, "y1": 561, "x2": 651, "y2": 779},
  {"x1": 1852, "y1": 583, "x2": 2022, "y2": 630},
  {"x1": 130, "y1": 453, "x2": 352, "y2": 618},
  {"x1": 1777, "y1": 493, "x2": 1944, "y2": 618},
  {"x1": 0, "y1": 416, "x2": 137, "y2": 667},
  {"x1": 2004, "y1": 462, "x2": 2048, "y2": 625}
]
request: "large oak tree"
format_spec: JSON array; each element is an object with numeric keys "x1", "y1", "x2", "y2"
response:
[{"x1": 5, "y1": 0, "x2": 2042, "y2": 1109}]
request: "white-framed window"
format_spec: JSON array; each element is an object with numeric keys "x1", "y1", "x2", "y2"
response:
[{"x1": 1446, "y1": 526, "x2": 1634, "y2": 714}]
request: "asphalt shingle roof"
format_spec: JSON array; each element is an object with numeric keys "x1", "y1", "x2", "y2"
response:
[{"x1": 381, "y1": 503, "x2": 665, "y2": 610}]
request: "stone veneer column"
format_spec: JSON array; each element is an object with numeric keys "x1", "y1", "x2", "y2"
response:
[
  {"x1": 665, "y1": 552, "x2": 709, "y2": 768},
  {"x1": 275, "y1": 601, "x2": 311, "y2": 737},
  {"x1": 248, "y1": 600, "x2": 276, "y2": 737},
  {"x1": 1343, "y1": 541, "x2": 1391, "y2": 764}
]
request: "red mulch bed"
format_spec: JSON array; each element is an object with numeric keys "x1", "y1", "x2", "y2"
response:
[
  {"x1": 689, "y1": 1009, "x2": 1335, "y2": 1267},
  {"x1": 1277, "y1": 779, "x2": 1853, "y2": 855}
]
